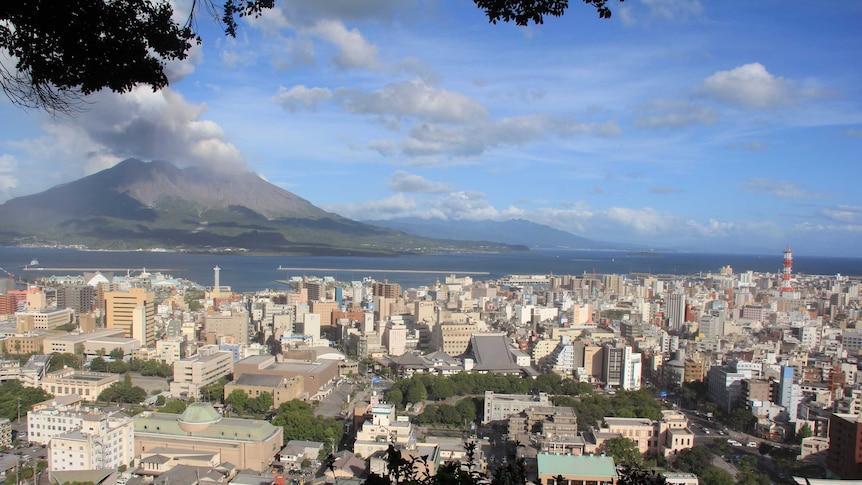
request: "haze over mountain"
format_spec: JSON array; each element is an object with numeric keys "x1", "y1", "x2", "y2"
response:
[
  {"x1": 364, "y1": 218, "x2": 632, "y2": 250},
  {"x1": 0, "y1": 159, "x2": 524, "y2": 255}
]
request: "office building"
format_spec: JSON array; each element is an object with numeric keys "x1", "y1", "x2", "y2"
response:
[
  {"x1": 104, "y1": 288, "x2": 155, "y2": 347},
  {"x1": 169, "y1": 346, "x2": 234, "y2": 399}
]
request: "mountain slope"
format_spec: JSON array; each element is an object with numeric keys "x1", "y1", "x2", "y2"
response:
[
  {"x1": 364, "y1": 217, "x2": 624, "y2": 249},
  {"x1": 0, "y1": 159, "x2": 524, "y2": 255}
]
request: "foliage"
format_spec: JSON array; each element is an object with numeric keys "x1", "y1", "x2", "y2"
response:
[
  {"x1": 48, "y1": 352, "x2": 81, "y2": 372},
  {"x1": 226, "y1": 389, "x2": 249, "y2": 413},
  {"x1": 672, "y1": 446, "x2": 714, "y2": 474},
  {"x1": 270, "y1": 400, "x2": 343, "y2": 453},
  {"x1": 201, "y1": 376, "x2": 231, "y2": 403},
  {"x1": 728, "y1": 408, "x2": 757, "y2": 433},
  {"x1": 417, "y1": 397, "x2": 478, "y2": 427},
  {"x1": 599, "y1": 436, "x2": 643, "y2": 466},
  {"x1": 0, "y1": 380, "x2": 52, "y2": 421},
  {"x1": 98, "y1": 374, "x2": 147, "y2": 404},
  {"x1": 616, "y1": 464, "x2": 666, "y2": 485},
  {"x1": 553, "y1": 388, "x2": 663, "y2": 431},
  {"x1": 128, "y1": 358, "x2": 174, "y2": 377},
  {"x1": 699, "y1": 467, "x2": 734, "y2": 485},
  {"x1": 473, "y1": 0, "x2": 620, "y2": 26},
  {"x1": 389, "y1": 372, "x2": 593, "y2": 411},
  {"x1": 795, "y1": 422, "x2": 813, "y2": 444},
  {"x1": 160, "y1": 400, "x2": 187, "y2": 414},
  {"x1": 185, "y1": 290, "x2": 205, "y2": 311}
]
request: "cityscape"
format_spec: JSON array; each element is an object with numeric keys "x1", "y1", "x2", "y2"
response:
[{"x1": 0, "y1": 247, "x2": 858, "y2": 484}]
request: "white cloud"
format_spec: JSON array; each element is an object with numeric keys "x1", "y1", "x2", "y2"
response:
[
  {"x1": 642, "y1": 0, "x2": 704, "y2": 20},
  {"x1": 650, "y1": 186, "x2": 684, "y2": 194},
  {"x1": 11, "y1": 87, "x2": 246, "y2": 187},
  {"x1": 702, "y1": 63, "x2": 796, "y2": 108},
  {"x1": 819, "y1": 205, "x2": 862, "y2": 224},
  {"x1": 337, "y1": 79, "x2": 489, "y2": 122},
  {"x1": 387, "y1": 115, "x2": 620, "y2": 159},
  {"x1": 326, "y1": 193, "x2": 418, "y2": 219},
  {"x1": 618, "y1": 0, "x2": 703, "y2": 26},
  {"x1": 309, "y1": 20, "x2": 381, "y2": 70},
  {"x1": 635, "y1": 99, "x2": 718, "y2": 129},
  {"x1": 739, "y1": 178, "x2": 823, "y2": 199},
  {"x1": 272, "y1": 85, "x2": 333, "y2": 111},
  {"x1": 389, "y1": 171, "x2": 450, "y2": 194},
  {"x1": 0, "y1": 154, "x2": 18, "y2": 202},
  {"x1": 164, "y1": 42, "x2": 203, "y2": 82}
]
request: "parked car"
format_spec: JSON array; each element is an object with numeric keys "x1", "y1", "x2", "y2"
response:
[
  {"x1": 746, "y1": 441, "x2": 757, "y2": 448},
  {"x1": 728, "y1": 439, "x2": 742, "y2": 446}
]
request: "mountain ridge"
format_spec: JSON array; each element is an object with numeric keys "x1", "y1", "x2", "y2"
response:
[
  {"x1": 363, "y1": 217, "x2": 632, "y2": 250},
  {"x1": 0, "y1": 159, "x2": 525, "y2": 256}
]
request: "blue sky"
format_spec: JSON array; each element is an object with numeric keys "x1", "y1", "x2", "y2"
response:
[{"x1": 0, "y1": 0, "x2": 860, "y2": 256}]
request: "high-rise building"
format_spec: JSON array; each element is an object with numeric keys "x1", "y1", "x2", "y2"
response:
[
  {"x1": 666, "y1": 293, "x2": 686, "y2": 331},
  {"x1": 104, "y1": 288, "x2": 155, "y2": 347},
  {"x1": 372, "y1": 280, "x2": 402, "y2": 299},
  {"x1": 57, "y1": 284, "x2": 96, "y2": 314},
  {"x1": 829, "y1": 413, "x2": 862, "y2": 479}
]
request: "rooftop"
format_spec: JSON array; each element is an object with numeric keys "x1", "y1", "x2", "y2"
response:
[{"x1": 536, "y1": 453, "x2": 617, "y2": 479}]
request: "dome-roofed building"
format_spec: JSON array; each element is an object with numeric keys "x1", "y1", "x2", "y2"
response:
[
  {"x1": 133, "y1": 403, "x2": 283, "y2": 472},
  {"x1": 177, "y1": 402, "x2": 223, "y2": 433}
]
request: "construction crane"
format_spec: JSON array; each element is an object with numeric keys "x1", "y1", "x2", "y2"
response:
[{"x1": 0, "y1": 267, "x2": 13, "y2": 280}]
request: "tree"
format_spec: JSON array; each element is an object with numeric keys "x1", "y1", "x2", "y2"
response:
[
  {"x1": 795, "y1": 422, "x2": 813, "y2": 444},
  {"x1": 474, "y1": 0, "x2": 621, "y2": 26},
  {"x1": 599, "y1": 437, "x2": 643, "y2": 466},
  {"x1": 699, "y1": 467, "x2": 734, "y2": 485},
  {"x1": 109, "y1": 348, "x2": 125, "y2": 361},
  {"x1": 160, "y1": 400, "x2": 187, "y2": 414},
  {"x1": 226, "y1": 389, "x2": 249, "y2": 414}
]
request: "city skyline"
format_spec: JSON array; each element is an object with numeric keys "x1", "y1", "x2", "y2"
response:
[{"x1": 0, "y1": 1, "x2": 860, "y2": 256}]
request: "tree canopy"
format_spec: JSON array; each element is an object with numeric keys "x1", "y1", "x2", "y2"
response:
[{"x1": 1, "y1": 0, "x2": 618, "y2": 113}]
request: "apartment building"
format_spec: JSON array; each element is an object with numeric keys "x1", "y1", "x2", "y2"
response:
[
  {"x1": 48, "y1": 411, "x2": 134, "y2": 471},
  {"x1": 169, "y1": 345, "x2": 234, "y2": 399}
]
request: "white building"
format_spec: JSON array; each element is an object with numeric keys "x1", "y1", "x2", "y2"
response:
[
  {"x1": 169, "y1": 345, "x2": 234, "y2": 399},
  {"x1": 48, "y1": 411, "x2": 134, "y2": 472},
  {"x1": 156, "y1": 336, "x2": 186, "y2": 364}
]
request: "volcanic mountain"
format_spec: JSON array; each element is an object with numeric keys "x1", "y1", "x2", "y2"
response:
[{"x1": 0, "y1": 159, "x2": 523, "y2": 255}]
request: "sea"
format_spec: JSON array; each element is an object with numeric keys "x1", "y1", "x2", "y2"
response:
[{"x1": 1, "y1": 246, "x2": 861, "y2": 292}]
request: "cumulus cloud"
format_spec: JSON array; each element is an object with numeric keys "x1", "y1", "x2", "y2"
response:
[
  {"x1": 272, "y1": 85, "x2": 333, "y2": 111},
  {"x1": 389, "y1": 171, "x2": 450, "y2": 194},
  {"x1": 635, "y1": 100, "x2": 718, "y2": 129},
  {"x1": 309, "y1": 20, "x2": 381, "y2": 70},
  {"x1": 702, "y1": 63, "x2": 799, "y2": 108},
  {"x1": 11, "y1": 87, "x2": 246, "y2": 186},
  {"x1": 337, "y1": 79, "x2": 488, "y2": 122},
  {"x1": 739, "y1": 178, "x2": 823, "y2": 199}
]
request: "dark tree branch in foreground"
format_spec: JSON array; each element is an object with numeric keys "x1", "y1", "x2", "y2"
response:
[
  {"x1": 0, "y1": 0, "x2": 619, "y2": 114},
  {"x1": 473, "y1": 0, "x2": 622, "y2": 26}
]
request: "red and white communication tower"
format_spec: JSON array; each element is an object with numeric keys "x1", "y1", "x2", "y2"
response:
[{"x1": 779, "y1": 245, "x2": 793, "y2": 294}]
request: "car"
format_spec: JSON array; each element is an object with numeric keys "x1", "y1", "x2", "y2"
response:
[
  {"x1": 746, "y1": 441, "x2": 757, "y2": 448},
  {"x1": 728, "y1": 439, "x2": 742, "y2": 446}
]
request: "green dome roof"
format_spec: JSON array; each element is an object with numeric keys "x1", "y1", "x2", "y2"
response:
[{"x1": 177, "y1": 402, "x2": 222, "y2": 431}]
